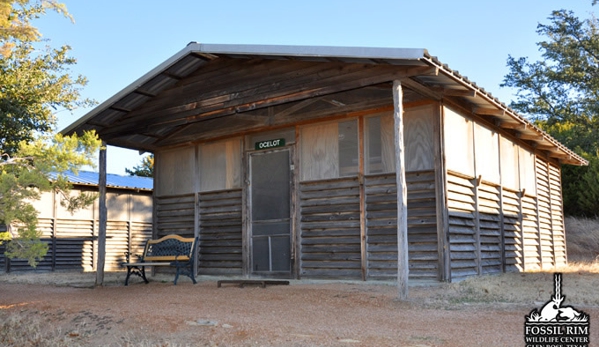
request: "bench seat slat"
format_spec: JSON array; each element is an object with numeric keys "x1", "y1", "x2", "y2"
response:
[
  {"x1": 143, "y1": 256, "x2": 190, "y2": 262},
  {"x1": 122, "y1": 262, "x2": 174, "y2": 267}
]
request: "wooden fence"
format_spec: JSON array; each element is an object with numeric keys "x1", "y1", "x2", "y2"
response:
[{"x1": 0, "y1": 218, "x2": 152, "y2": 272}]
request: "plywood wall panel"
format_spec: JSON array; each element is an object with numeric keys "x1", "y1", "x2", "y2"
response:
[
  {"x1": 156, "y1": 146, "x2": 195, "y2": 196},
  {"x1": 300, "y1": 122, "x2": 339, "y2": 181},
  {"x1": 444, "y1": 107, "x2": 474, "y2": 177},
  {"x1": 404, "y1": 106, "x2": 434, "y2": 172},
  {"x1": 380, "y1": 114, "x2": 395, "y2": 173},
  {"x1": 107, "y1": 192, "x2": 129, "y2": 221},
  {"x1": 500, "y1": 137, "x2": 520, "y2": 191},
  {"x1": 474, "y1": 123, "x2": 500, "y2": 184}
]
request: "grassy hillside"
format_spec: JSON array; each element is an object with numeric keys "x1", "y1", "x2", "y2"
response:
[{"x1": 565, "y1": 216, "x2": 599, "y2": 262}]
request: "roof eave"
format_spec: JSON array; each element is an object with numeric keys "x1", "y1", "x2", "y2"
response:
[{"x1": 61, "y1": 43, "x2": 429, "y2": 137}]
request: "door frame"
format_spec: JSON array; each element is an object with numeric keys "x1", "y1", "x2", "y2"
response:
[{"x1": 243, "y1": 145, "x2": 296, "y2": 279}]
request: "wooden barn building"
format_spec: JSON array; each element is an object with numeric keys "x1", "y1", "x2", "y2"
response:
[
  {"x1": 0, "y1": 171, "x2": 153, "y2": 273},
  {"x1": 63, "y1": 43, "x2": 587, "y2": 283}
]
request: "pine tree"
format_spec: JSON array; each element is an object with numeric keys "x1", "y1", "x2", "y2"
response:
[{"x1": 0, "y1": 1, "x2": 100, "y2": 266}]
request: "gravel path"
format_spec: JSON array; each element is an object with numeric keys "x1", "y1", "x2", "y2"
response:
[{"x1": 1, "y1": 272, "x2": 597, "y2": 346}]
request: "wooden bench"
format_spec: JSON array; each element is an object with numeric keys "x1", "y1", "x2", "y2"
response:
[{"x1": 121, "y1": 235, "x2": 198, "y2": 286}]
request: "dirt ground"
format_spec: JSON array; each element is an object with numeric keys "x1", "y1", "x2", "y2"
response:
[{"x1": 0, "y1": 272, "x2": 597, "y2": 347}]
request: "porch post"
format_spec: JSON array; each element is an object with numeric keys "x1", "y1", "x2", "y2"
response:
[
  {"x1": 95, "y1": 142, "x2": 107, "y2": 286},
  {"x1": 393, "y1": 80, "x2": 409, "y2": 300}
]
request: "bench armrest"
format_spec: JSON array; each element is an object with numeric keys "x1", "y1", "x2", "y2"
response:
[{"x1": 124, "y1": 251, "x2": 143, "y2": 262}]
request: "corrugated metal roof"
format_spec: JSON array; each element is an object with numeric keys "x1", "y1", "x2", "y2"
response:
[
  {"x1": 61, "y1": 42, "x2": 587, "y2": 166},
  {"x1": 49, "y1": 171, "x2": 153, "y2": 191}
]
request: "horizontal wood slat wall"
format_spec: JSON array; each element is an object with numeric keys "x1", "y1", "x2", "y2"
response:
[
  {"x1": 105, "y1": 221, "x2": 130, "y2": 271},
  {"x1": 198, "y1": 189, "x2": 243, "y2": 275},
  {"x1": 502, "y1": 189, "x2": 523, "y2": 272},
  {"x1": 364, "y1": 171, "x2": 439, "y2": 280},
  {"x1": 299, "y1": 177, "x2": 362, "y2": 279},
  {"x1": 0, "y1": 224, "x2": 5, "y2": 271},
  {"x1": 445, "y1": 155, "x2": 567, "y2": 278},
  {"x1": 6, "y1": 218, "x2": 56, "y2": 271},
  {"x1": 549, "y1": 164, "x2": 567, "y2": 266},
  {"x1": 536, "y1": 158, "x2": 554, "y2": 268},
  {"x1": 55, "y1": 219, "x2": 94, "y2": 271},
  {"x1": 131, "y1": 221, "x2": 153, "y2": 264},
  {"x1": 2, "y1": 219, "x2": 152, "y2": 273},
  {"x1": 522, "y1": 196, "x2": 541, "y2": 270},
  {"x1": 156, "y1": 194, "x2": 195, "y2": 237},
  {"x1": 477, "y1": 183, "x2": 502, "y2": 275},
  {"x1": 446, "y1": 173, "x2": 478, "y2": 279},
  {"x1": 0, "y1": 243, "x2": 4, "y2": 271}
]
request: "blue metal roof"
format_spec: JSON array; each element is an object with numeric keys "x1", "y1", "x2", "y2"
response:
[{"x1": 49, "y1": 170, "x2": 153, "y2": 191}]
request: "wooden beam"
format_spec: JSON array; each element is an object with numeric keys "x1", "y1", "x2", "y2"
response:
[
  {"x1": 400, "y1": 78, "x2": 442, "y2": 101},
  {"x1": 95, "y1": 142, "x2": 107, "y2": 286},
  {"x1": 134, "y1": 89, "x2": 157, "y2": 98},
  {"x1": 274, "y1": 98, "x2": 319, "y2": 118},
  {"x1": 473, "y1": 107, "x2": 504, "y2": 116},
  {"x1": 548, "y1": 151, "x2": 571, "y2": 160},
  {"x1": 517, "y1": 132, "x2": 544, "y2": 141},
  {"x1": 393, "y1": 80, "x2": 409, "y2": 300},
  {"x1": 432, "y1": 87, "x2": 477, "y2": 97},
  {"x1": 495, "y1": 120, "x2": 526, "y2": 130},
  {"x1": 110, "y1": 105, "x2": 132, "y2": 113},
  {"x1": 534, "y1": 143, "x2": 557, "y2": 151},
  {"x1": 403, "y1": 66, "x2": 439, "y2": 77}
]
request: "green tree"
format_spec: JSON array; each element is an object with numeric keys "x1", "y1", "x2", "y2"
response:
[
  {"x1": 0, "y1": 0, "x2": 69, "y2": 57},
  {"x1": 501, "y1": 5, "x2": 599, "y2": 216},
  {"x1": 125, "y1": 154, "x2": 154, "y2": 177},
  {"x1": 0, "y1": 132, "x2": 100, "y2": 266},
  {"x1": 1, "y1": 0, "x2": 92, "y2": 155},
  {"x1": 0, "y1": 1, "x2": 100, "y2": 266}
]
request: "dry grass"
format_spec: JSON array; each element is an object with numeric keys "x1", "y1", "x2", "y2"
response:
[
  {"x1": 0, "y1": 310, "x2": 75, "y2": 347},
  {"x1": 565, "y1": 216, "x2": 599, "y2": 262},
  {"x1": 0, "y1": 309, "x2": 187, "y2": 347},
  {"x1": 437, "y1": 216, "x2": 599, "y2": 307},
  {"x1": 443, "y1": 266, "x2": 599, "y2": 307}
]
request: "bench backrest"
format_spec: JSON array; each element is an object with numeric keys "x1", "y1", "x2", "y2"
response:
[{"x1": 143, "y1": 235, "x2": 196, "y2": 262}]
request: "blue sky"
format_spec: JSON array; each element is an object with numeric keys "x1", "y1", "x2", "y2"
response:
[{"x1": 35, "y1": 0, "x2": 597, "y2": 174}]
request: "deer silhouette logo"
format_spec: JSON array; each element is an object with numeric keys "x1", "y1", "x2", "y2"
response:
[{"x1": 526, "y1": 273, "x2": 588, "y2": 322}]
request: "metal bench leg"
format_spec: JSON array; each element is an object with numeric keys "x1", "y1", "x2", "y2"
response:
[
  {"x1": 125, "y1": 265, "x2": 149, "y2": 285},
  {"x1": 173, "y1": 262, "x2": 196, "y2": 285},
  {"x1": 140, "y1": 266, "x2": 149, "y2": 284},
  {"x1": 190, "y1": 268, "x2": 197, "y2": 284},
  {"x1": 125, "y1": 266, "x2": 133, "y2": 286},
  {"x1": 174, "y1": 269, "x2": 180, "y2": 285}
]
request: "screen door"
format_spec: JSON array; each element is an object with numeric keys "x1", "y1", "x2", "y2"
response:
[{"x1": 250, "y1": 149, "x2": 291, "y2": 274}]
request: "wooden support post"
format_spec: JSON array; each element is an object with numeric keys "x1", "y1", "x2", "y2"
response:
[
  {"x1": 51, "y1": 191, "x2": 58, "y2": 272},
  {"x1": 241, "y1": 146, "x2": 250, "y2": 278},
  {"x1": 517, "y1": 191, "x2": 525, "y2": 272},
  {"x1": 393, "y1": 80, "x2": 409, "y2": 300},
  {"x1": 95, "y1": 142, "x2": 107, "y2": 286},
  {"x1": 194, "y1": 145, "x2": 201, "y2": 279},
  {"x1": 434, "y1": 104, "x2": 450, "y2": 281},
  {"x1": 358, "y1": 117, "x2": 367, "y2": 281}
]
